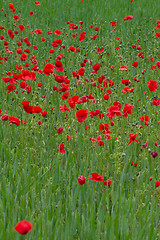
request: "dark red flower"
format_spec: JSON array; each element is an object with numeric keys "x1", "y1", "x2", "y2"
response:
[
  {"x1": 14, "y1": 220, "x2": 32, "y2": 235},
  {"x1": 57, "y1": 126, "x2": 63, "y2": 134},
  {"x1": 78, "y1": 176, "x2": 86, "y2": 185},
  {"x1": 151, "y1": 152, "x2": 158, "y2": 158},
  {"x1": 88, "y1": 173, "x2": 104, "y2": 182}
]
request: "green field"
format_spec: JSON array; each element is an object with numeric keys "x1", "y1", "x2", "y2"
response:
[{"x1": 0, "y1": 0, "x2": 160, "y2": 239}]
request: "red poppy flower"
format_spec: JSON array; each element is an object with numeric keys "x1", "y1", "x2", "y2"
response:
[
  {"x1": 119, "y1": 65, "x2": 128, "y2": 71},
  {"x1": 156, "y1": 32, "x2": 160, "y2": 38},
  {"x1": 121, "y1": 79, "x2": 130, "y2": 85},
  {"x1": 79, "y1": 33, "x2": 86, "y2": 41},
  {"x1": 37, "y1": 82, "x2": 42, "y2": 87},
  {"x1": 92, "y1": 64, "x2": 102, "y2": 74},
  {"x1": 8, "y1": 29, "x2": 14, "y2": 40},
  {"x1": 1, "y1": 114, "x2": 9, "y2": 121},
  {"x1": 104, "y1": 180, "x2": 111, "y2": 186},
  {"x1": 99, "y1": 123, "x2": 111, "y2": 134},
  {"x1": 147, "y1": 80, "x2": 158, "y2": 92},
  {"x1": 106, "y1": 102, "x2": 122, "y2": 118},
  {"x1": 33, "y1": 106, "x2": 42, "y2": 113},
  {"x1": 7, "y1": 84, "x2": 16, "y2": 93},
  {"x1": 61, "y1": 92, "x2": 69, "y2": 100},
  {"x1": 153, "y1": 99, "x2": 160, "y2": 106},
  {"x1": 41, "y1": 110, "x2": 48, "y2": 117},
  {"x1": 122, "y1": 86, "x2": 134, "y2": 93},
  {"x1": 14, "y1": 15, "x2": 19, "y2": 21},
  {"x1": 76, "y1": 109, "x2": 88, "y2": 122},
  {"x1": 77, "y1": 68, "x2": 85, "y2": 76},
  {"x1": 124, "y1": 15, "x2": 133, "y2": 21},
  {"x1": 103, "y1": 94, "x2": 109, "y2": 100},
  {"x1": 8, "y1": 116, "x2": 20, "y2": 126},
  {"x1": 57, "y1": 126, "x2": 63, "y2": 134},
  {"x1": 128, "y1": 133, "x2": 139, "y2": 145},
  {"x1": 21, "y1": 101, "x2": 35, "y2": 114},
  {"x1": 122, "y1": 103, "x2": 133, "y2": 117},
  {"x1": 132, "y1": 62, "x2": 139, "y2": 67},
  {"x1": 65, "y1": 135, "x2": 71, "y2": 140},
  {"x1": 14, "y1": 220, "x2": 32, "y2": 235},
  {"x1": 110, "y1": 21, "x2": 117, "y2": 26},
  {"x1": 137, "y1": 51, "x2": 144, "y2": 58},
  {"x1": 68, "y1": 96, "x2": 80, "y2": 108},
  {"x1": 68, "y1": 46, "x2": 76, "y2": 52},
  {"x1": 19, "y1": 25, "x2": 25, "y2": 31},
  {"x1": 51, "y1": 39, "x2": 62, "y2": 47},
  {"x1": 54, "y1": 30, "x2": 61, "y2": 35},
  {"x1": 155, "y1": 181, "x2": 160, "y2": 188},
  {"x1": 43, "y1": 63, "x2": 54, "y2": 75},
  {"x1": 88, "y1": 173, "x2": 104, "y2": 182},
  {"x1": 97, "y1": 47, "x2": 104, "y2": 53},
  {"x1": 78, "y1": 176, "x2": 86, "y2": 185},
  {"x1": 58, "y1": 143, "x2": 65, "y2": 153},
  {"x1": 55, "y1": 61, "x2": 63, "y2": 72},
  {"x1": 20, "y1": 54, "x2": 27, "y2": 61},
  {"x1": 150, "y1": 66, "x2": 157, "y2": 71},
  {"x1": 49, "y1": 49, "x2": 55, "y2": 53},
  {"x1": 35, "y1": 29, "x2": 42, "y2": 34},
  {"x1": 140, "y1": 115, "x2": 149, "y2": 125},
  {"x1": 59, "y1": 104, "x2": 70, "y2": 112},
  {"x1": 35, "y1": 1, "x2": 40, "y2": 5},
  {"x1": 151, "y1": 152, "x2": 158, "y2": 158}
]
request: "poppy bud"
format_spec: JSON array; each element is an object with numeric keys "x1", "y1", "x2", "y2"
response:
[
  {"x1": 151, "y1": 152, "x2": 158, "y2": 158},
  {"x1": 78, "y1": 176, "x2": 86, "y2": 185}
]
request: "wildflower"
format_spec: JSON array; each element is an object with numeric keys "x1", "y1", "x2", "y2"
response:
[
  {"x1": 78, "y1": 176, "x2": 86, "y2": 185},
  {"x1": 14, "y1": 220, "x2": 32, "y2": 235}
]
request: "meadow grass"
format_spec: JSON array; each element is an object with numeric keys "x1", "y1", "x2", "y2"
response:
[{"x1": 0, "y1": 0, "x2": 160, "y2": 239}]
